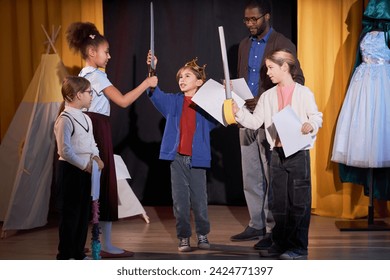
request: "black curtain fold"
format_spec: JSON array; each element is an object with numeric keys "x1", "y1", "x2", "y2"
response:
[{"x1": 103, "y1": 0, "x2": 297, "y2": 205}]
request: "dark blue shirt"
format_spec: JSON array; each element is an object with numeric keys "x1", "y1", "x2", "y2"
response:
[{"x1": 247, "y1": 28, "x2": 273, "y2": 97}]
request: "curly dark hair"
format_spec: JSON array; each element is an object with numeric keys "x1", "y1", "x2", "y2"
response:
[{"x1": 66, "y1": 22, "x2": 107, "y2": 59}]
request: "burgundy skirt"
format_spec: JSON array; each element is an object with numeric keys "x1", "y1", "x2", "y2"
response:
[{"x1": 85, "y1": 112, "x2": 118, "y2": 221}]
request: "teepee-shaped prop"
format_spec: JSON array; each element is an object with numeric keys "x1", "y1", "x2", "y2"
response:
[{"x1": 0, "y1": 26, "x2": 67, "y2": 236}]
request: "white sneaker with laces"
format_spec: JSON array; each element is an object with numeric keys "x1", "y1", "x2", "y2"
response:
[
  {"x1": 197, "y1": 234, "x2": 210, "y2": 249},
  {"x1": 178, "y1": 238, "x2": 191, "y2": 252}
]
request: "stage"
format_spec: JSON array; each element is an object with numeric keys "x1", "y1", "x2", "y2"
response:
[{"x1": 1, "y1": 206, "x2": 389, "y2": 260}]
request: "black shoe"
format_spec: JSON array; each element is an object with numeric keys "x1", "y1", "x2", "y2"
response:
[
  {"x1": 253, "y1": 235, "x2": 272, "y2": 250},
  {"x1": 259, "y1": 244, "x2": 283, "y2": 258},
  {"x1": 230, "y1": 226, "x2": 265, "y2": 241}
]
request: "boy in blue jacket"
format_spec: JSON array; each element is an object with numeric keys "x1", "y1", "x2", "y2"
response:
[{"x1": 147, "y1": 53, "x2": 217, "y2": 252}]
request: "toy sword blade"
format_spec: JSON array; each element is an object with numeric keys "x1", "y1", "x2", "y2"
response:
[
  {"x1": 218, "y1": 26, "x2": 232, "y2": 99},
  {"x1": 218, "y1": 26, "x2": 236, "y2": 125},
  {"x1": 149, "y1": 2, "x2": 156, "y2": 77}
]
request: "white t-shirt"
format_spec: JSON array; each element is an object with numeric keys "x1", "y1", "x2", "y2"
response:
[{"x1": 79, "y1": 66, "x2": 113, "y2": 116}]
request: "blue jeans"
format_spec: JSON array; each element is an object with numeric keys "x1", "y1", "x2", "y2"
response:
[
  {"x1": 270, "y1": 148, "x2": 311, "y2": 255},
  {"x1": 170, "y1": 153, "x2": 210, "y2": 238},
  {"x1": 240, "y1": 127, "x2": 275, "y2": 232}
]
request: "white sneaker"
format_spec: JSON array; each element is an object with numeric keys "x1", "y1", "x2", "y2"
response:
[
  {"x1": 178, "y1": 238, "x2": 191, "y2": 252},
  {"x1": 197, "y1": 234, "x2": 210, "y2": 249}
]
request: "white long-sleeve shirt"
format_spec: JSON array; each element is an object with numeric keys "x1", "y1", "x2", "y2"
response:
[
  {"x1": 54, "y1": 106, "x2": 100, "y2": 170},
  {"x1": 235, "y1": 83, "x2": 323, "y2": 150}
]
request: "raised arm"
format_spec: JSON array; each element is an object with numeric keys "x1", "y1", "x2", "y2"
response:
[{"x1": 103, "y1": 75, "x2": 157, "y2": 108}]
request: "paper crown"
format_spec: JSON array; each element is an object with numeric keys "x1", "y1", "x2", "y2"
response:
[{"x1": 184, "y1": 57, "x2": 207, "y2": 81}]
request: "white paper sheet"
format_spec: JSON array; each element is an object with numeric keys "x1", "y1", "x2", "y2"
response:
[
  {"x1": 272, "y1": 105, "x2": 313, "y2": 157},
  {"x1": 114, "y1": 154, "x2": 131, "y2": 180},
  {"x1": 231, "y1": 78, "x2": 254, "y2": 100},
  {"x1": 114, "y1": 155, "x2": 147, "y2": 221},
  {"x1": 191, "y1": 79, "x2": 246, "y2": 126}
]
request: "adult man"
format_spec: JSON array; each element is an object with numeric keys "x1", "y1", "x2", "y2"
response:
[{"x1": 230, "y1": 0, "x2": 305, "y2": 250}]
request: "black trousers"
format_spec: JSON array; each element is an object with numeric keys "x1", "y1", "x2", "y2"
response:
[
  {"x1": 270, "y1": 148, "x2": 311, "y2": 255},
  {"x1": 56, "y1": 161, "x2": 91, "y2": 260}
]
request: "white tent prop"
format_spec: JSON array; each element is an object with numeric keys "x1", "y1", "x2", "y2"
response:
[
  {"x1": 0, "y1": 26, "x2": 67, "y2": 234},
  {"x1": 115, "y1": 155, "x2": 149, "y2": 223},
  {"x1": 0, "y1": 26, "x2": 148, "y2": 238}
]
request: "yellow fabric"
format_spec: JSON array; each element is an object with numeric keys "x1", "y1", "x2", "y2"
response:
[
  {"x1": 298, "y1": 0, "x2": 390, "y2": 218},
  {"x1": 0, "y1": 0, "x2": 102, "y2": 141}
]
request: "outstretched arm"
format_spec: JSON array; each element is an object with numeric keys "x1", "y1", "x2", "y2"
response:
[
  {"x1": 103, "y1": 64, "x2": 158, "y2": 108},
  {"x1": 103, "y1": 79, "x2": 157, "y2": 108}
]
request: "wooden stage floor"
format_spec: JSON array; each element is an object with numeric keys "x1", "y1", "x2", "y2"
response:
[{"x1": 1, "y1": 206, "x2": 390, "y2": 260}]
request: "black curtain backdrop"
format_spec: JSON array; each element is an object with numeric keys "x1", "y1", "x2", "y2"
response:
[{"x1": 103, "y1": 0, "x2": 297, "y2": 206}]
